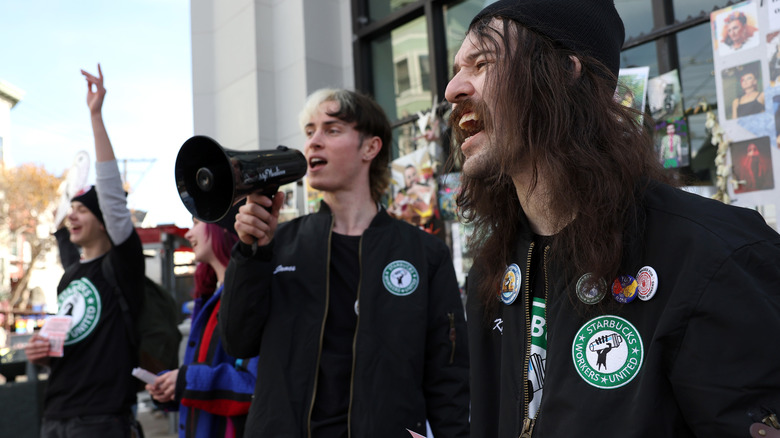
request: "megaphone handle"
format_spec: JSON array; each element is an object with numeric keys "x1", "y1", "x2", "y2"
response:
[{"x1": 249, "y1": 184, "x2": 280, "y2": 253}]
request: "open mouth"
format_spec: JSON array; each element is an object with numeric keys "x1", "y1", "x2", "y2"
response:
[
  {"x1": 458, "y1": 112, "x2": 484, "y2": 141},
  {"x1": 309, "y1": 157, "x2": 327, "y2": 170}
]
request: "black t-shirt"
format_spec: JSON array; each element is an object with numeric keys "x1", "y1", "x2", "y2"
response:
[
  {"x1": 44, "y1": 230, "x2": 144, "y2": 419},
  {"x1": 311, "y1": 232, "x2": 360, "y2": 438}
]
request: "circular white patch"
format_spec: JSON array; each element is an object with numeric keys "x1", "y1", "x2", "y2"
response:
[
  {"x1": 382, "y1": 260, "x2": 419, "y2": 296},
  {"x1": 58, "y1": 277, "x2": 102, "y2": 345},
  {"x1": 571, "y1": 315, "x2": 643, "y2": 389}
]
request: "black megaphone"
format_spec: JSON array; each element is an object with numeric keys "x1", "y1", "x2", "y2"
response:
[{"x1": 175, "y1": 135, "x2": 307, "y2": 222}]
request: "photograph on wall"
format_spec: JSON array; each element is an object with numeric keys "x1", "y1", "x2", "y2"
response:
[
  {"x1": 721, "y1": 60, "x2": 765, "y2": 120},
  {"x1": 278, "y1": 181, "x2": 299, "y2": 223},
  {"x1": 712, "y1": 2, "x2": 760, "y2": 57},
  {"x1": 616, "y1": 66, "x2": 650, "y2": 120},
  {"x1": 388, "y1": 147, "x2": 441, "y2": 234},
  {"x1": 730, "y1": 136, "x2": 775, "y2": 193},
  {"x1": 305, "y1": 180, "x2": 324, "y2": 214},
  {"x1": 767, "y1": 31, "x2": 780, "y2": 86},
  {"x1": 438, "y1": 172, "x2": 461, "y2": 222},
  {"x1": 655, "y1": 117, "x2": 691, "y2": 169},
  {"x1": 647, "y1": 69, "x2": 684, "y2": 122},
  {"x1": 773, "y1": 94, "x2": 780, "y2": 146}
]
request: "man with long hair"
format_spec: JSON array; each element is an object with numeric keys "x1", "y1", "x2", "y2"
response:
[
  {"x1": 219, "y1": 88, "x2": 469, "y2": 437},
  {"x1": 446, "y1": 1, "x2": 780, "y2": 436}
]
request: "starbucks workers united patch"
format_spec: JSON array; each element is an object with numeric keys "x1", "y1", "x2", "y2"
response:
[
  {"x1": 382, "y1": 260, "x2": 419, "y2": 296},
  {"x1": 571, "y1": 315, "x2": 644, "y2": 389}
]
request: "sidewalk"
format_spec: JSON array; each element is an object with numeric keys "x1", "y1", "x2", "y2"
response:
[{"x1": 137, "y1": 391, "x2": 177, "y2": 438}]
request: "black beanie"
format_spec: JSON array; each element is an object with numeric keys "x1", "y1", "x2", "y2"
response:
[
  {"x1": 470, "y1": 0, "x2": 625, "y2": 80},
  {"x1": 71, "y1": 186, "x2": 104, "y2": 225}
]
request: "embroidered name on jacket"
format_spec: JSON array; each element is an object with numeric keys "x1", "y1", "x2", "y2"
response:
[
  {"x1": 273, "y1": 265, "x2": 296, "y2": 274},
  {"x1": 571, "y1": 315, "x2": 644, "y2": 389},
  {"x1": 58, "y1": 277, "x2": 102, "y2": 345}
]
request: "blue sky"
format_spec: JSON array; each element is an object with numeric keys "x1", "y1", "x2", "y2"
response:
[{"x1": 1, "y1": 0, "x2": 195, "y2": 227}]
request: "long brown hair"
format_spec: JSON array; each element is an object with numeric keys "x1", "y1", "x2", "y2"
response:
[{"x1": 455, "y1": 18, "x2": 672, "y2": 313}]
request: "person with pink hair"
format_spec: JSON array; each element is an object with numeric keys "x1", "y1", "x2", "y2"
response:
[{"x1": 146, "y1": 209, "x2": 258, "y2": 438}]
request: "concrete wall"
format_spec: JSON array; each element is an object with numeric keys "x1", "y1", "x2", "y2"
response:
[{"x1": 190, "y1": 0, "x2": 354, "y2": 153}]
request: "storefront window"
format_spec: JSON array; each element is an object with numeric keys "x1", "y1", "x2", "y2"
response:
[
  {"x1": 673, "y1": 0, "x2": 724, "y2": 21},
  {"x1": 677, "y1": 23, "x2": 719, "y2": 183},
  {"x1": 620, "y1": 42, "x2": 659, "y2": 78},
  {"x1": 368, "y1": 0, "x2": 419, "y2": 22},
  {"x1": 444, "y1": 0, "x2": 497, "y2": 75},
  {"x1": 370, "y1": 15, "x2": 432, "y2": 121},
  {"x1": 615, "y1": 0, "x2": 654, "y2": 38}
]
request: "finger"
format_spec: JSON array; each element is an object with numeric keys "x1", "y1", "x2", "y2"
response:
[
  {"x1": 270, "y1": 191, "x2": 285, "y2": 216},
  {"x1": 97, "y1": 63, "x2": 103, "y2": 79},
  {"x1": 246, "y1": 192, "x2": 272, "y2": 208}
]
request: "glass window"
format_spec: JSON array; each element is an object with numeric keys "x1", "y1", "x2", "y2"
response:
[
  {"x1": 396, "y1": 59, "x2": 412, "y2": 94},
  {"x1": 677, "y1": 23, "x2": 716, "y2": 113},
  {"x1": 444, "y1": 0, "x2": 496, "y2": 76},
  {"x1": 677, "y1": 23, "x2": 718, "y2": 184},
  {"x1": 619, "y1": 42, "x2": 659, "y2": 78},
  {"x1": 419, "y1": 54, "x2": 430, "y2": 91},
  {"x1": 673, "y1": 0, "x2": 724, "y2": 22},
  {"x1": 368, "y1": 0, "x2": 419, "y2": 22},
  {"x1": 615, "y1": 0, "x2": 654, "y2": 39},
  {"x1": 371, "y1": 16, "x2": 432, "y2": 121}
]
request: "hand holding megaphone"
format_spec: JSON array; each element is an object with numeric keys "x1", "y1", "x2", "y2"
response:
[
  {"x1": 233, "y1": 190, "x2": 286, "y2": 246},
  {"x1": 174, "y1": 136, "x2": 307, "y2": 239}
]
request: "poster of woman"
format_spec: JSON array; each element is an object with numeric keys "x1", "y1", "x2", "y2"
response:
[
  {"x1": 730, "y1": 137, "x2": 775, "y2": 193},
  {"x1": 713, "y1": 3, "x2": 760, "y2": 56},
  {"x1": 721, "y1": 60, "x2": 765, "y2": 120}
]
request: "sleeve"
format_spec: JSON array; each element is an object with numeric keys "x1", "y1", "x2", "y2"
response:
[
  {"x1": 54, "y1": 227, "x2": 81, "y2": 268},
  {"x1": 218, "y1": 241, "x2": 275, "y2": 358},
  {"x1": 177, "y1": 355, "x2": 259, "y2": 417},
  {"x1": 465, "y1": 269, "x2": 502, "y2": 438},
  {"x1": 669, "y1": 239, "x2": 780, "y2": 435},
  {"x1": 95, "y1": 159, "x2": 134, "y2": 245},
  {"x1": 423, "y1": 241, "x2": 470, "y2": 438}
]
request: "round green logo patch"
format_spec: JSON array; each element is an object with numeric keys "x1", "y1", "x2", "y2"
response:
[
  {"x1": 571, "y1": 315, "x2": 643, "y2": 389},
  {"x1": 382, "y1": 260, "x2": 419, "y2": 296},
  {"x1": 58, "y1": 278, "x2": 102, "y2": 345}
]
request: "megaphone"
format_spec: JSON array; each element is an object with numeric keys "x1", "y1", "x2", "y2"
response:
[{"x1": 175, "y1": 135, "x2": 307, "y2": 222}]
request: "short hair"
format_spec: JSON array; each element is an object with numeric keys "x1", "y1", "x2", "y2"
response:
[{"x1": 299, "y1": 88, "x2": 392, "y2": 202}]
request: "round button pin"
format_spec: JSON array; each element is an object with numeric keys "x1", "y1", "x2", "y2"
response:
[
  {"x1": 575, "y1": 273, "x2": 607, "y2": 305},
  {"x1": 612, "y1": 274, "x2": 638, "y2": 303},
  {"x1": 501, "y1": 264, "x2": 522, "y2": 305},
  {"x1": 636, "y1": 266, "x2": 658, "y2": 301}
]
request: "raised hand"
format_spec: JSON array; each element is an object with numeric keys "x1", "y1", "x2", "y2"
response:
[{"x1": 80, "y1": 63, "x2": 106, "y2": 116}]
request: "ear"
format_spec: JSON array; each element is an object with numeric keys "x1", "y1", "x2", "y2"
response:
[
  {"x1": 361, "y1": 136, "x2": 382, "y2": 162},
  {"x1": 569, "y1": 55, "x2": 582, "y2": 79}
]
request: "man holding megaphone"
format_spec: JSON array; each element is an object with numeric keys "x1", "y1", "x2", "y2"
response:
[{"x1": 217, "y1": 88, "x2": 470, "y2": 437}]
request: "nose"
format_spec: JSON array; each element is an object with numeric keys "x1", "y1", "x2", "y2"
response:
[
  {"x1": 305, "y1": 129, "x2": 324, "y2": 152},
  {"x1": 445, "y1": 70, "x2": 474, "y2": 105}
]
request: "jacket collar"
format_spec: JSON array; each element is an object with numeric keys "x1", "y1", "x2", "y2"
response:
[{"x1": 315, "y1": 200, "x2": 393, "y2": 230}]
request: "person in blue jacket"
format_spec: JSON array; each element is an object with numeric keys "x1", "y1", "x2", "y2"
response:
[{"x1": 146, "y1": 209, "x2": 258, "y2": 438}]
